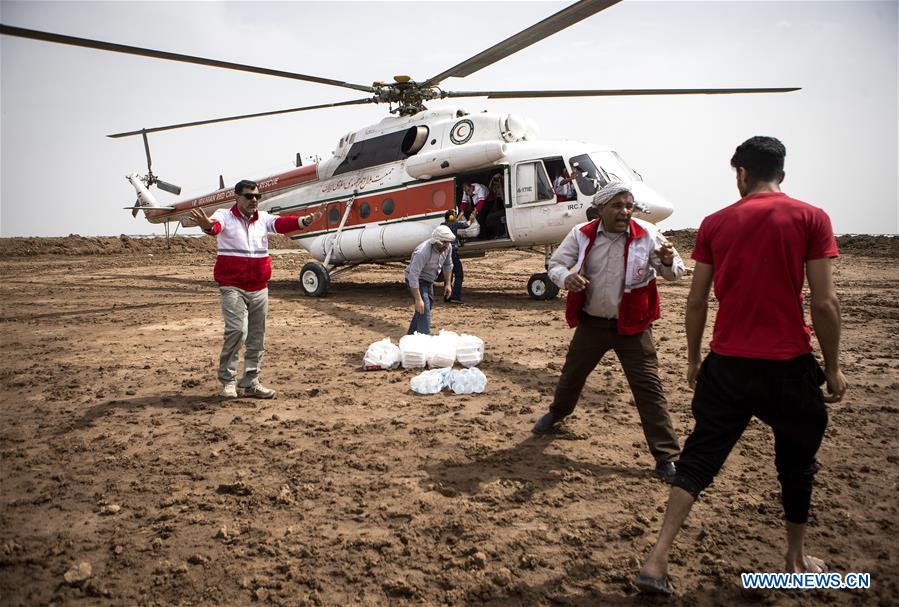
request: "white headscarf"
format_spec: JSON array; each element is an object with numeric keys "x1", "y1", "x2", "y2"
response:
[
  {"x1": 430, "y1": 225, "x2": 456, "y2": 244},
  {"x1": 591, "y1": 182, "x2": 631, "y2": 207}
]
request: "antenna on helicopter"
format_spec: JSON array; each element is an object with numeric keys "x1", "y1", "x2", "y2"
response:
[{"x1": 219, "y1": 174, "x2": 225, "y2": 190}]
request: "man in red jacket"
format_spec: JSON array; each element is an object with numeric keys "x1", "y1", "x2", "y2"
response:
[
  {"x1": 636, "y1": 137, "x2": 849, "y2": 595},
  {"x1": 191, "y1": 180, "x2": 320, "y2": 399},
  {"x1": 532, "y1": 183, "x2": 686, "y2": 482}
]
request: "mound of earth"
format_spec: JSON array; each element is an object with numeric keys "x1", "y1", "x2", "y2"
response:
[
  {"x1": 663, "y1": 230, "x2": 898, "y2": 259},
  {"x1": 0, "y1": 235, "x2": 299, "y2": 257}
]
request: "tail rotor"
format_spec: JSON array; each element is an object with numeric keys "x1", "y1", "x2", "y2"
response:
[
  {"x1": 140, "y1": 129, "x2": 181, "y2": 195},
  {"x1": 128, "y1": 130, "x2": 181, "y2": 216}
]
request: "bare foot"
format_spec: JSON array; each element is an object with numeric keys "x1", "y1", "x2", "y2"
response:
[
  {"x1": 639, "y1": 556, "x2": 668, "y2": 580},
  {"x1": 785, "y1": 554, "x2": 828, "y2": 573},
  {"x1": 803, "y1": 555, "x2": 828, "y2": 573}
]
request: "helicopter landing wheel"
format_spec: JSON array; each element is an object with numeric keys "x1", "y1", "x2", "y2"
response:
[
  {"x1": 300, "y1": 262, "x2": 330, "y2": 297},
  {"x1": 527, "y1": 273, "x2": 559, "y2": 300}
]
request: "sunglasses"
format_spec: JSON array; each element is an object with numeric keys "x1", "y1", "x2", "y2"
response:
[{"x1": 241, "y1": 193, "x2": 262, "y2": 201}]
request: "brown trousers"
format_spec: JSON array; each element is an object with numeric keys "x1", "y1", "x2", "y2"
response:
[{"x1": 550, "y1": 314, "x2": 681, "y2": 463}]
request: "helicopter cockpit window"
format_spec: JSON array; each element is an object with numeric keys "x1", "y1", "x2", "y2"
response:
[
  {"x1": 569, "y1": 154, "x2": 609, "y2": 196},
  {"x1": 591, "y1": 151, "x2": 639, "y2": 183}
]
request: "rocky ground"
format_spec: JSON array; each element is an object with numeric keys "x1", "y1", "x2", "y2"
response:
[{"x1": 0, "y1": 233, "x2": 896, "y2": 606}]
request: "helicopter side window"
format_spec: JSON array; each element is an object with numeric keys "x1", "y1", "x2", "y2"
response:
[
  {"x1": 514, "y1": 161, "x2": 555, "y2": 205},
  {"x1": 333, "y1": 126, "x2": 429, "y2": 176}
]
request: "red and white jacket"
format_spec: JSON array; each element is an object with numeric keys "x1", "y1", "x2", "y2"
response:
[
  {"x1": 206, "y1": 205, "x2": 305, "y2": 291},
  {"x1": 548, "y1": 217, "x2": 685, "y2": 335}
]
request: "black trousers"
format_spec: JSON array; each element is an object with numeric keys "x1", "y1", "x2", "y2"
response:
[{"x1": 673, "y1": 352, "x2": 828, "y2": 524}]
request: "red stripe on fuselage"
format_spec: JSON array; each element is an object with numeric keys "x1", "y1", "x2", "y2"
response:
[
  {"x1": 143, "y1": 164, "x2": 319, "y2": 220},
  {"x1": 278, "y1": 179, "x2": 456, "y2": 234}
]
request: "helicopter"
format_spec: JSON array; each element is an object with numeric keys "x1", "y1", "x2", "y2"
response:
[{"x1": 0, "y1": 0, "x2": 797, "y2": 299}]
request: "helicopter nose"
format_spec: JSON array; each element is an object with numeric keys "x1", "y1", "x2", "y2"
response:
[{"x1": 628, "y1": 181, "x2": 674, "y2": 222}]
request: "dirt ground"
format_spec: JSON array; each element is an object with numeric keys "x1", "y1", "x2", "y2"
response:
[{"x1": 0, "y1": 233, "x2": 897, "y2": 606}]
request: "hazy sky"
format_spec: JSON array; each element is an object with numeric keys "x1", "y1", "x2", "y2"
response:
[{"x1": 1, "y1": 0, "x2": 896, "y2": 237}]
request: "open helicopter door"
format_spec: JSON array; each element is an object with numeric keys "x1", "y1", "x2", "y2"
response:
[{"x1": 509, "y1": 159, "x2": 557, "y2": 243}]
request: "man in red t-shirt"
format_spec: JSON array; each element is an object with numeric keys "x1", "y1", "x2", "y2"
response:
[{"x1": 635, "y1": 136, "x2": 849, "y2": 595}]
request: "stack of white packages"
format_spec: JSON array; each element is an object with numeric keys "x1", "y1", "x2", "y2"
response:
[
  {"x1": 456, "y1": 334, "x2": 485, "y2": 367},
  {"x1": 362, "y1": 337, "x2": 401, "y2": 370},
  {"x1": 399, "y1": 332, "x2": 430, "y2": 369},
  {"x1": 427, "y1": 330, "x2": 458, "y2": 368}
]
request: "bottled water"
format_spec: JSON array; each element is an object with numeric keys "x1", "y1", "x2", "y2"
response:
[
  {"x1": 449, "y1": 367, "x2": 487, "y2": 394},
  {"x1": 410, "y1": 368, "x2": 452, "y2": 394}
]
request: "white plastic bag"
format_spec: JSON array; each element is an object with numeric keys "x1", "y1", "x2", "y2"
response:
[
  {"x1": 427, "y1": 329, "x2": 459, "y2": 368},
  {"x1": 363, "y1": 337, "x2": 401, "y2": 370},
  {"x1": 399, "y1": 332, "x2": 431, "y2": 369},
  {"x1": 410, "y1": 368, "x2": 453, "y2": 395},
  {"x1": 457, "y1": 217, "x2": 480, "y2": 238},
  {"x1": 448, "y1": 367, "x2": 487, "y2": 394},
  {"x1": 456, "y1": 334, "x2": 485, "y2": 368}
]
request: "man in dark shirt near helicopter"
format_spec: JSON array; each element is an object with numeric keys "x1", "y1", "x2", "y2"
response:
[{"x1": 441, "y1": 209, "x2": 469, "y2": 304}]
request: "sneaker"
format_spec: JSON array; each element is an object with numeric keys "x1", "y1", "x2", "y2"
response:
[
  {"x1": 532, "y1": 411, "x2": 563, "y2": 434},
  {"x1": 448, "y1": 298, "x2": 464, "y2": 304},
  {"x1": 242, "y1": 384, "x2": 276, "y2": 399},
  {"x1": 221, "y1": 384, "x2": 238, "y2": 398}
]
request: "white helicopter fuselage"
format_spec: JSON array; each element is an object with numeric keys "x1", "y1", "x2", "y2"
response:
[{"x1": 136, "y1": 107, "x2": 674, "y2": 267}]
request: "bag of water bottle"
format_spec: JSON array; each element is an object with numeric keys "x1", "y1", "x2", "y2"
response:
[
  {"x1": 410, "y1": 368, "x2": 453, "y2": 395},
  {"x1": 448, "y1": 367, "x2": 487, "y2": 394},
  {"x1": 427, "y1": 329, "x2": 458, "y2": 368},
  {"x1": 456, "y1": 334, "x2": 485, "y2": 367},
  {"x1": 363, "y1": 337, "x2": 401, "y2": 370},
  {"x1": 399, "y1": 332, "x2": 431, "y2": 369},
  {"x1": 457, "y1": 217, "x2": 480, "y2": 239}
]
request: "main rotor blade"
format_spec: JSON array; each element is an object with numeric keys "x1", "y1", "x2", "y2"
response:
[
  {"x1": 156, "y1": 180, "x2": 182, "y2": 196},
  {"x1": 107, "y1": 98, "x2": 375, "y2": 138},
  {"x1": 142, "y1": 131, "x2": 153, "y2": 171},
  {"x1": 422, "y1": 0, "x2": 621, "y2": 87},
  {"x1": 0, "y1": 24, "x2": 376, "y2": 93},
  {"x1": 445, "y1": 87, "x2": 801, "y2": 99}
]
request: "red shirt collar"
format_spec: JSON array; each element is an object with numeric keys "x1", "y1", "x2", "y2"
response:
[{"x1": 230, "y1": 203, "x2": 259, "y2": 223}]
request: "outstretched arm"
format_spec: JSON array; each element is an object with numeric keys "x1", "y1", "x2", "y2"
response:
[
  {"x1": 190, "y1": 207, "x2": 219, "y2": 235},
  {"x1": 806, "y1": 258, "x2": 848, "y2": 402}
]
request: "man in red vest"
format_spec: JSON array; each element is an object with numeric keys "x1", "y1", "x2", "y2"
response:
[
  {"x1": 191, "y1": 180, "x2": 320, "y2": 399},
  {"x1": 636, "y1": 137, "x2": 848, "y2": 595},
  {"x1": 532, "y1": 183, "x2": 686, "y2": 483}
]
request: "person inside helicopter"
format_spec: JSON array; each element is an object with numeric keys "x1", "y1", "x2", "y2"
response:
[
  {"x1": 458, "y1": 173, "x2": 507, "y2": 241},
  {"x1": 553, "y1": 169, "x2": 577, "y2": 201},
  {"x1": 483, "y1": 172, "x2": 509, "y2": 239}
]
